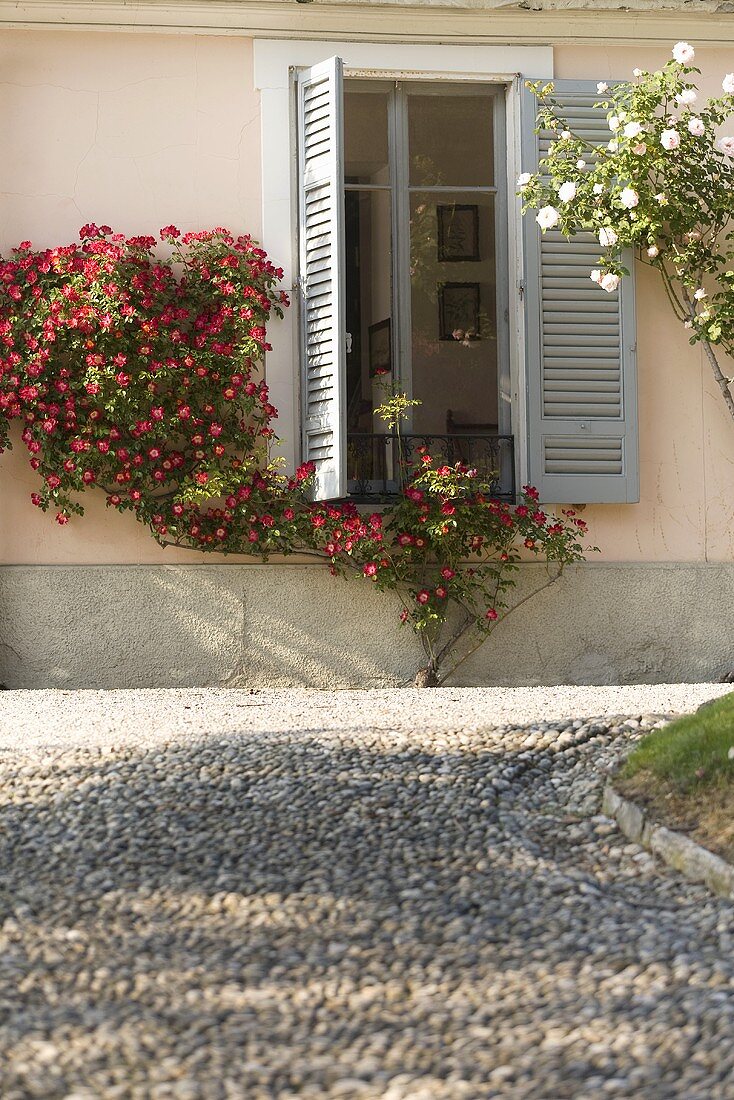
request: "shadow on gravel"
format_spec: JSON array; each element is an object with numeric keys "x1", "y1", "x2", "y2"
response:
[{"x1": 0, "y1": 733, "x2": 732, "y2": 1099}]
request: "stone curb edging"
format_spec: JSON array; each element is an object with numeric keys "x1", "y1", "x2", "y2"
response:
[{"x1": 602, "y1": 783, "x2": 734, "y2": 900}]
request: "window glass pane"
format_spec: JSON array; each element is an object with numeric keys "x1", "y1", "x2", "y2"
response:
[
  {"x1": 344, "y1": 89, "x2": 390, "y2": 185},
  {"x1": 409, "y1": 191, "x2": 498, "y2": 436},
  {"x1": 408, "y1": 92, "x2": 495, "y2": 187},
  {"x1": 344, "y1": 189, "x2": 393, "y2": 449}
]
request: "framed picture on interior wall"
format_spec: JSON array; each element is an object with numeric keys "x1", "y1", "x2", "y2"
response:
[
  {"x1": 438, "y1": 282, "x2": 480, "y2": 341},
  {"x1": 437, "y1": 203, "x2": 480, "y2": 262},
  {"x1": 368, "y1": 318, "x2": 392, "y2": 377}
]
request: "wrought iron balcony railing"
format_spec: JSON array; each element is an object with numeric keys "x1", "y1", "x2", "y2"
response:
[{"x1": 346, "y1": 432, "x2": 515, "y2": 503}]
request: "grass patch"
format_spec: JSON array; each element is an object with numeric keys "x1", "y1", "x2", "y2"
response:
[
  {"x1": 622, "y1": 691, "x2": 734, "y2": 790},
  {"x1": 617, "y1": 692, "x2": 734, "y2": 861}
]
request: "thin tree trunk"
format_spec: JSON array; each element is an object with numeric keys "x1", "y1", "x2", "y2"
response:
[
  {"x1": 679, "y1": 286, "x2": 734, "y2": 424},
  {"x1": 414, "y1": 662, "x2": 439, "y2": 688},
  {"x1": 701, "y1": 339, "x2": 734, "y2": 423}
]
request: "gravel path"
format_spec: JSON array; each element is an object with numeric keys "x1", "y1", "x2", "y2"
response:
[
  {"x1": 0, "y1": 688, "x2": 732, "y2": 1099},
  {"x1": 0, "y1": 684, "x2": 731, "y2": 752}
]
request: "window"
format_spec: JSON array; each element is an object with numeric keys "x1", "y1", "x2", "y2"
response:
[
  {"x1": 342, "y1": 80, "x2": 513, "y2": 501},
  {"x1": 295, "y1": 57, "x2": 639, "y2": 505}
]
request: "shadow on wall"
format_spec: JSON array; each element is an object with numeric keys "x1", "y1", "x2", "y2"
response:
[
  {"x1": 0, "y1": 563, "x2": 424, "y2": 690},
  {"x1": 0, "y1": 729, "x2": 723, "y2": 1095},
  {"x1": 0, "y1": 562, "x2": 733, "y2": 688}
]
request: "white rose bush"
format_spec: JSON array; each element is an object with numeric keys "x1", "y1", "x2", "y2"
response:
[{"x1": 519, "y1": 42, "x2": 734, "y2": 423}]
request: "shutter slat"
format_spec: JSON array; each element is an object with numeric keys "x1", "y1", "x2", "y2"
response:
[
  {"x1": 522, "y1": 77, "x2": 638, "y2": 504},
  {"x1": 298, "y1": 57, "x2": 346, "y2": 501}
]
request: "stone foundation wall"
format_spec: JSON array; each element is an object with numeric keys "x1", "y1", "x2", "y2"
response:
[{"x1": 1, "y1": 562, "x2": 732, "y2": 688}]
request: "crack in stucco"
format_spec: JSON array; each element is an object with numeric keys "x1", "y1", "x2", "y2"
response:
[
  {"x1": 220, "y1": 582, "x2": 248, "y2": 687},
  {"x1": 236, "y1": 112, "x2": 261, "y2": 154},
  {"x1": 72, "y1": 91, "x2": 100, "y2": 214}
]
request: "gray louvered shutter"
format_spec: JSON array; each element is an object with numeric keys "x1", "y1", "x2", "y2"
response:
[
  {"x1": 521, "y1": 79, "x2": 639, "y2": 504},
  {"x1": 296, "y1": 57, "x2": 346, "y2": 501}
]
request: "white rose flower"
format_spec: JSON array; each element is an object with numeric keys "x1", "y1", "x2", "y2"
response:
[
  {"x1": 600, "y1": 273, "x2": 621, "y2": 293},
  {"x1": 590, "y1": 269, "x2": 602, "y2": 284},
  {"x1": 557, "y1": 181, "x2": 577, "y2": 203},
  {"x1": 647, "y1": 245, "x2": 660, "y2": 258},
  {"x1": 632, "y1": 143, "x2": 647, "y2": 155},
  {"x1": 593, "y1": 183, "x2": 604, "y2": 195},
  {"x1": 675, "y1": 88, "x2": 697, "y2": 106},
  {"x1": 619, "y1": 187, "x2": 639, "y2": 209},
  {"x1": 623, "y1": 121, "x2": 644, "y2": 139},
  {"x1": 633, "y1": 67, "x2": 642, "y2": 77},
  {"x1": 684, "y1": 320, "x2": 693, "y2": 329},
  {"x1": 688, "y1": 117, "x2": 705, "y2": 136},
  {"x1": 536, "y1": 205, "x2": 560, "y2": 230},
  {"x1": 576, "y1": 159, "x2": 587, "y2": 169},
  {"x1": 661, "y1": 128, "x2": 681, "y2": 150},
  {"x1": 517, "y1": 172, "x2": 532, "y2": 188},
  {"x1": 672, "y1": 41, "x2": 695, "y2": 65},
  {"x1": 694, "y1": 288, "x2": 707, "y2": 300},
  {"x1": 561, "y1": 130, "x2": 572, "y2": 139},
  {"x1": 717, "y1": 136, "x2": 734, "y2": 156},
  {"x1": 608, "y1": 115, "x2": 621, "y2": 131},
  {"x1": 608, "y1": 140, "x2": 619, "y2": 152},
  {"x1": 723, "y1": 73, "x2": 734, "y2": 94},
  {"x1": 598, "y1": 226, "x2": 618, "y2": 247},
  {"x1": 685, "y1": 229, "x2": 701, "y2": 241},
  {"x1": 597, "y1": 81, "x2": 609, "y2": 93}
]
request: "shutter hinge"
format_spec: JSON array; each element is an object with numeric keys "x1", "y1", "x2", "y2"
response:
[{"x1": 517, "y1": 280, "x2": 525, "y2": 301}]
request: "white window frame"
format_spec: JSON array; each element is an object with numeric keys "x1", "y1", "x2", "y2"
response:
[{"x1": 253, "y1": 39, "x2": 554, "y2": 490}]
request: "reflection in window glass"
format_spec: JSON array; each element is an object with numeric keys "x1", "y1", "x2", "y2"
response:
[
  {"x1": 408, "y1": 92, "x2": 495, "y2": 187},
  {"x1": 344, "y1": 89, "x2": 391, "y2": 185},
  {"x1": 344, "y1": 190, "x2": 393, "y2": 434},
  {"x1": 409, "y1": 191, "x2": 498, "y2": 436}
]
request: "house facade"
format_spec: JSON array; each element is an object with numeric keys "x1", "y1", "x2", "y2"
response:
[{"x1": 1, "y1": 0, "x2": 734, "y2": 688}]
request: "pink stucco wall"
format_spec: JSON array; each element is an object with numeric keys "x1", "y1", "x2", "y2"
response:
[
  {"x1": 0, "y1": 29, "x2": 263, "y2": 564},
  {"x1": 1, "y1": 32, "x2": 733, "y2": 564}
]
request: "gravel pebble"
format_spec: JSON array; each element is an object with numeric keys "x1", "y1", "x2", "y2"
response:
[{"x1": 0, "y1": 687, "x2": 732, "y2": 1099}]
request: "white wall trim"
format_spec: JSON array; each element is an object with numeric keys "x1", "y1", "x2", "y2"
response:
[
  {"x1": 254, "y1": 38, "x2": 552, "y2": 473},
  {"x1": 0, "y1": 2, "x2": 733, "y2": 47}
]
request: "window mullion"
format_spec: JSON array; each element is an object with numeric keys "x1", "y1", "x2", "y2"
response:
[{"x1": 391, "y1": 83, "x2": 413, "y2": 421}]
